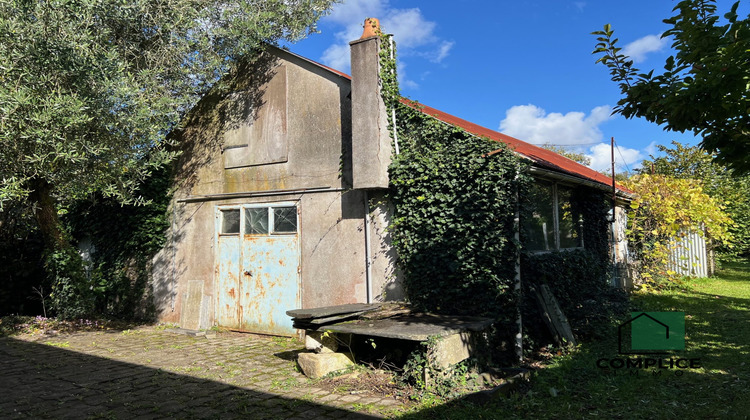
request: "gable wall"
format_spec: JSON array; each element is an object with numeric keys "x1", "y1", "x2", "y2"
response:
[{"x1": 151, "y1": 50, "x2": 401, "y2": 331}]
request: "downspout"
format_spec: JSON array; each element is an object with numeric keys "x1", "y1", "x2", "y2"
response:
[
  {"x1": 364, "y1": 191, "x2": 373, "y2": 303},
  {"x1": 388, "y1": 35, "x2": 400, "y2": 156},
  {"x1": 514, "y1": 170, "x2": 523, "y2": 364}
]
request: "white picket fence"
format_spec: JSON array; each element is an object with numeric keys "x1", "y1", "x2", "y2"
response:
[{"x1": 667, "y1": 229, "x2": 709, "y2": 278}]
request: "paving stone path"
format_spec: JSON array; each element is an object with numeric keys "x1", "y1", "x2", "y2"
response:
[{"x1": 0, "y1": 327, "x2": 408, "y2": 419}]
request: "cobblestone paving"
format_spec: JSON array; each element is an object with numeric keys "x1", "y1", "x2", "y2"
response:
[{"x1": 0, "y1": 327, "x2": 408, "y2": 419}]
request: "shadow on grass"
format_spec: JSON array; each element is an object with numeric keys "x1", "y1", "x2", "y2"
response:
[
  {"x1": 0, "y1": 337, "x2": 376, "y2": 419},
  {"x1": 399, "y1": 266, "x2": 750, "y2": 420}
]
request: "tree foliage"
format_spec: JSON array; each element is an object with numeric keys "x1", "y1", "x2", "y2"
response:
[
  {"x1": 0, "y1": 0, "x2": 333, "y2": 227},
  {"x1": 539, "y1": 143, "x2": 592, "y2": 166},
  {"x1": 0, "y1": 0, "x2": 334, "y2": 317},
  {"x1": 624, "y1": 174, "x2": 732, "y2": 284},
  {"x1": 593, "y1": 0, "x2": 750, "y2": 173},
  {"x1": 640, "y1": 141, "x2": 750, "y2": 259}
]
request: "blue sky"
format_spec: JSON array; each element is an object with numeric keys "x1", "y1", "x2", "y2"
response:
[{"x1": 283, "y1": 0, "x2": 741, "y2": 174}]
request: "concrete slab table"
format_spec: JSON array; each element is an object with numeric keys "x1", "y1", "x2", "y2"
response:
[{"x1": 322, "y1": 313, "x2": 495, "y2": 368}]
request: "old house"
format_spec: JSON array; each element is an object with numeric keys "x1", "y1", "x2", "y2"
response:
[{"x1": 151, "y1": 20, "x2": 633, "y2": 336}]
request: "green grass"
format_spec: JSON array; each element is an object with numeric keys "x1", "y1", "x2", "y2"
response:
[{"x1": 399, "y1": 261, "x2": 750, "y2": 420}]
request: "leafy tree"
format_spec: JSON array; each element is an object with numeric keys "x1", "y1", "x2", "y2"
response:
[
  {"x1": 624, "y1": 174, "x2": 732, "y2": 284},
  {"x1": 592, "y1": 0, "x2": 750, "y2": 174},
  {"x1": 540, "y1": 143, "x2": 592, "y2": 166},
  {"x1": 0, "y1": 0, "x2": 334, "y2": 316},
  {"x1": 640, "y1": 141, "x2": 750, "y2": 259}
]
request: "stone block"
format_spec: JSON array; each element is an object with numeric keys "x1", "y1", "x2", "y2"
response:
[
  {"x1": 432, "y1": 332, "x2": 472, "y2": 368},
  {"x1": 305, "y1": 331, "x2": 339, "y2": 353},
  {"x1": 297, "y1": 352, "x2": 354, "y2": 379},
  {"x1": 180, "y1": 280, "x2": 203, "y2": 330}
]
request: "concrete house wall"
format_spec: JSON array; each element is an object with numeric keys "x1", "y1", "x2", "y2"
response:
[{"x1": 151, "y1": 46, "x2": 402, "y2": 333}]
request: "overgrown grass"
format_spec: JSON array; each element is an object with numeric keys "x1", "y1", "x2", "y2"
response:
[{"x1": 401, "y1": 261, "x2": 750, "y2": 419}]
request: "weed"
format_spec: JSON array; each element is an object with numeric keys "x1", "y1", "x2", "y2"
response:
[
  {"x1": 270, "y1": 377, "x2": 299, "y2": 391},
  {"x1": 350, "y1": 402, "x2": 375, "y2": 412},
  {"x1": 44, "y1": 341, "x2": 70, "y2": 348}
]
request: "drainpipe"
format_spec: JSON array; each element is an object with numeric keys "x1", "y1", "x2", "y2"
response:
[
  {"x1": 514, "y1": 178, "x2": 523, "y2": 364},
  {"x1": 364, "y1": 191, "x2": 373, "y2": 303},
  {"x1": 388, "y1": 35, "x2": 400, "y2": 156}
]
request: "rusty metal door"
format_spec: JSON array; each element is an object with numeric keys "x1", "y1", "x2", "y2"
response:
[{"x1": 216, "y1": 203, "x2": 300, "y2": 336}]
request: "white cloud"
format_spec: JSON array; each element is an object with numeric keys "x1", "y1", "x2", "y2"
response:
[
  {"x1": 324, "y1": 0, "x2": 385, "y2": 25},
  {"x1": 622, "y1": 33, "x2": 667, "y2": 63},
  {"x1": 586, "y1": 143, "x2": 643, "y2": 173},
  {"x1": 574, "y1": 2, "x2": 586, "y2": 12},
  {"x1": 430, "y1": 41, "x2": 454, "y2": 63},
  {"x1": 320, "y1": 43, "x2": 351, "y2": 73},
  {"x1": 499, "y1": 104, "x2": 613, "y2": 146},
  {"x1": 398, "y1": 62, "x2": 418, "y2": 89},
  {"x1": 318, "y1": 0, "x2": 453, "y2": 84}
]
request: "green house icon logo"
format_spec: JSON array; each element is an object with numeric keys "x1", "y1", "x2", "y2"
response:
[{"x1": 618, "y1": 312, "x2": 685, "y2": 354}]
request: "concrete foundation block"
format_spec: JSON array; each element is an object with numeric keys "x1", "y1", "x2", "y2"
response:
[
  {"x1": 297, "y1": 352, "x2": 354, "y2": 379},
  {"x1": 305, "y1": 331, "x2": 339, "y2": 353},
  {"x1": 432, "y1": 332, "x2": 472, "y2": 368}
]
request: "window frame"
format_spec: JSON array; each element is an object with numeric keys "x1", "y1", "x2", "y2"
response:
[
  {"x1": 217, "y1": 202, "x2": 299, "y2": 237},
  {"x1": 525, "y1": 180, "x2": 584, "y2": 253}
]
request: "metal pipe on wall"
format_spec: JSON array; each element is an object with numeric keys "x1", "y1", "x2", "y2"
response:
[
  {"x1": 364, "y1": 191, "x2": 373, "y2": 303},
  {"x1": 388, "y1": 35, "x2": 400, "y2": 156}
]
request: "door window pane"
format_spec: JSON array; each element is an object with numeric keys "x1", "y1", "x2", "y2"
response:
[
  {"x1": 273, "y1": 207, "x2": 297, "y2": 233},
  {"x1": 245, "y1": 208, "x2": 269, "y2": 234},
  {"x1": 221, "y1": 209, "x2": 240, "y2": 234}
]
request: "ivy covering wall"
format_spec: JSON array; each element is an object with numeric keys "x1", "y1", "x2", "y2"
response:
[
  {"x1": 520, "y1": 187, "x2": 627, "y2": 341},
  {"x1": 388, "y1": 102, "x2": 528, "y2": 319},
  {"x1": 64, "y1": 165, "x2": 173, "y2": 320},
  {"x1": 381, "y1": 33, "x2": 623, "y2": 343}
]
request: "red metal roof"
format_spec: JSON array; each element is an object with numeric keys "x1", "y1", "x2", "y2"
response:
[
  {"x1": 399, "y1": 99, "x2": 632, "y2": 195},
  {"x1": 281, "y1": 47, "x2": 631, "y2": 195}
]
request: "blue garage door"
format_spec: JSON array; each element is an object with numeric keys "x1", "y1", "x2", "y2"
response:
[{"x1": 216, "y1": 203, "x2": 300, "y2": 336}]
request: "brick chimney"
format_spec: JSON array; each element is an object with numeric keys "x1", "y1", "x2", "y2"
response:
[{"x1": 349, "y1": 18, "x2": 392, "y2": 190}]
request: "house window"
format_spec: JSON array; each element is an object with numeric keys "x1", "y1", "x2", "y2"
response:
[{"x1": 524, "y1": 181, "x2": 583, "y2": 252}]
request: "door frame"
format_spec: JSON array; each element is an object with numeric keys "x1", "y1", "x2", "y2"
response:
[{"x1": 214, "y1": 201, "x2": 301, "y2": 335}]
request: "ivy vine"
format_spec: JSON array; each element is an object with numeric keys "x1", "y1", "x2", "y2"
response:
[
  {"x1": 379, "y1": 28, "x2": 624, "y2": 345},
  {"x1": 387, "y1": 102, "x2": 528, "y2": 319}
]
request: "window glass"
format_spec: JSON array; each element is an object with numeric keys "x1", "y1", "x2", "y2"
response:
[
  {"x1": 220, "y1": 209, "x2": 240, "y2": 234},
  {"x1": 273, "y1": 207, "x2": 297, "y2": 233},
  {"x1": 245, "y1": 208, "x2": 269, "y2": 234},
  {"x1": 524, "y1": 182, "x2": 555, "y2": 251},
  {"x1": 558, "y1": 187, "x2": 582, "y2": 248}
]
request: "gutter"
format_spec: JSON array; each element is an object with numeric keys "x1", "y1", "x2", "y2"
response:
[{"x1": 528, "y1": 166, "x2": 635, "y2": 202}]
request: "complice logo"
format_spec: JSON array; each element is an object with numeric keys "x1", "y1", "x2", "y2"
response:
[{"x1": 619, "y1": 312, "x2": 685, "y2": 354}]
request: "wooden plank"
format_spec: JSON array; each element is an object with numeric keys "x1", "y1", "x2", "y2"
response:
[
  {"x1": 286, "y1": 303, "x2": 381, "y2": 320},
  {"x1": 531, "y1": 285, "x2": 561, "y2": 346},
  {"x1": 539, "y1": 284, "x2": 577, "y2": 346}
]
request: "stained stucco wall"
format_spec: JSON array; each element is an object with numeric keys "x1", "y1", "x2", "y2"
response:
[{"x1": 151, "y1": 48, "x2": 402, "y2": 330}]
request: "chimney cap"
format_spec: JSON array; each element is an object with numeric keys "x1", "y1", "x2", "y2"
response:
[{"x1": 360, "y1": 17, "x2": 381, "y2": 39}]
